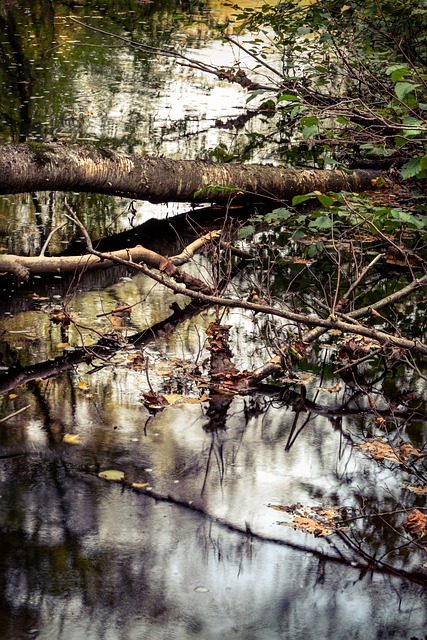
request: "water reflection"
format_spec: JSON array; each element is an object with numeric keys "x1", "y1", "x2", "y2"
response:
[
  {"x1": 0, "y1": 391, "x2": 426, "y2": 639},
  {"x1": 0, "y1": 0, "x2": 263, "y2": 256}
]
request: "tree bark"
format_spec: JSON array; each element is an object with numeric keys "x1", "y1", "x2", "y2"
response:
[{"x1": 0, "y1": 143, "x2": 385, "y2": 203}]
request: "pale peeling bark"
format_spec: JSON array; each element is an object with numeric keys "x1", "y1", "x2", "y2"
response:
[
  {"x1": 0, "y1": 143, "x2": 385, "y2": 203},
  {"x1": 0, "y1": 242, "x2": 214, "y2": 295}
]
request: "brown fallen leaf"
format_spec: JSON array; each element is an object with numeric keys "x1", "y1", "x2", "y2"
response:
[
  {"x1": 403, "y1": 509, "x2": 427, "y2": 538},
  {"x1": 357, "y1": 440, "x2": 423, "y2": 463},
  {"x1": 357, "y1": 440, "x2": 400, "y2": 463},
  {"x1": 270, "y1": 503, "x2": 349, "y2": 537},
  {"x1": 403, "y1": 484, "x2": 427, "y2": 495}
]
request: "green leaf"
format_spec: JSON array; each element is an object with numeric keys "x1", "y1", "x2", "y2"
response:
[
  {"x1": 238, "y1": 225, "x2": 255, "y2": 239},
  {"x1": 401, "y1": 156, "x2": 427, "y2": 179},
  {"x1": 292, "y1": 193, "x2": 316, "y2": 206},
  {"x1": 336, "y1": 115, "x2": 350, "y2": 125},
  {"x1": 302, "y1": 124, "x2": 318, "y2": 139},
  {"x1": 389, "y1": 209, "x2": 426, "y2": 229},
  {"x1": 308, "y1": 215, "x2": 332, "y2": 230},
  {"x1": 247, "y1": 89, "x2": 270, "y2": 103},
  {"x1": 301, "y1": 116, "x2": 319, "y2": 126},
  {"x1": 290, "y1": 104, "x2": 308, "y2": 118},
  {"x1": 278, "y1": 93, "x2": 300, "y2": 102},
  {"x1": 270, "y1": 207, "x2": 293, "y2": 220},
  {"x1": 317, "y1": 194, "x2": 335, "y2": 207},
  {"x1": 386, "y1": 64, "x2": 410, "y2": 83},
  {"x1": 395, "y1": 81, "x2": 422, "y2": 101},
  {"x1": 292, "y1": 228, "x2": 306, "y2": 241}
]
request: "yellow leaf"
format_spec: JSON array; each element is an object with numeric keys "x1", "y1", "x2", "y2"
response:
[
  {"x1": 162, "y1": 393, "x2": 210, "y2": 405},
  {"x1": 132, "y1": 482, "x2": 149, "y2": 489},
  {"x1": 63, "y1": 433, "x2": 81, "y2": 445},
  {"x1": 78, "y1": 381, "x2": 88, "y2": 389},
  {"x1": 318, "y1": 381, "x2": 341, "y2": 393},
  {"x1": 162, "y1": 393, "x2": 182, "y2": 405},
  {"x1": 98, "y1": 469, "x2": 125, "y2": 481},
  {"x1": 8, "y1": 393, "x2": 17, "y2": 399}
]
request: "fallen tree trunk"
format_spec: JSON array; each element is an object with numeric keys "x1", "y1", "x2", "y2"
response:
[{"x1": 0, "y1": 143, "x2": 385, "y2": 204}]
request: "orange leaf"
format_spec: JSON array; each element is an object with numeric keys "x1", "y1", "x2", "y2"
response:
[{"x1": 403, "y1": 509, "x2": 427, "y2": 537}]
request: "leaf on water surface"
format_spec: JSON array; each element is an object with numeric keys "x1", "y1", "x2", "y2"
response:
[
  {"x1": 403, "y1": 509, "x2": 427, "y2": 538},
  {"x1": 78, "y1": 381, "x2": 88, "y2": 390},
  {"x1": 63, "y1": 433, "x2": 81, "y2": 445},
  {"x1": 280, "y1": 372, "x2": 314, "y2": 384},
  {"x1": 57, "y1": 342, "x2": 71, "y2": 348},
  {"x1": 132, "y1": 482, "x2": 149, "y2": 489},
  {"x1": 288, "y1": 516, "x2": 335, "y2": 537},
  {"x1": 142, "y1": 391, "x2": 169, "y2": 408},
  {"x1": 356, "y1": 440, "x2": 423, "y2": 463},
  {"x1": 98, "y1": 470, "x2": 125, "y2": 481},
  {"x1": 399, "y1": 442, "x2": 423, "y2": 459},
  {"x1": 8, "y1": 393, "x2": 17, "y2": 399},
  {"x1": 269, "y1": 503, "x2": 349, "y2": 537},
  {"x1": 163, "y1": 393, "x2": 209, "y2": 405},
  {"x1": 402, "y1": 484, "x2": 427, "y2": 495},
  {"x1": 317, "y1": 381, "x2": 341, "y2": 393},
  {"x1": 50, "y1": 310, "x2": 71, "y2": 327}
]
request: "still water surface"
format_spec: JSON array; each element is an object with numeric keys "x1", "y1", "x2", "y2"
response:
[{"x1": 0, "y1": 1, "x2": 426, "y2": 638}]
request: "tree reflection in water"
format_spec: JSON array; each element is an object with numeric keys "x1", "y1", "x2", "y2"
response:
[{"x1": 0, "y1": 373, "x2": 426, "y2": 639}]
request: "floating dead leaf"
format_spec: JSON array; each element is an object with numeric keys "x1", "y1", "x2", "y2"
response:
[
  {"x1": 78, "y1": 381, "x2": 88, "y2": 390},
  {"x1": 357, "y1": 440, "x2": 422, "y2": 463},
  {"x1": 50, "y1": 311, "x2": 71, "y2": 327},
  {"x1": 368, "y1": 395, "x2": 377, "y2": 410},
  {"x1": 270, "y1": 503, "x2": 349, "y2": 537},
  {"x1": 318, "y1": 381, "x2": 341, "y2": 393},
  {"x1": 57, "y1": 342, "x2": 71, "y2": 348},
  {"x1": 280, "y1": 372, "x2": 314, "y2": 385},
  {"x1": 132, "y1": 482, "x2": 149, "y2": 489},
  {"x1": 8, "y1": 393, "x2": 17, "y2": 399},
  {"x1": 403, "y1": 509, "x2": 427, "y2": 538},
  {"x1": 290, "y1": 516, "x2": 334, "y2": 537},
  {"x1": 399, "y1": 442, "x2": 422, "y2": 459},
  {"x1": 142, "y1": 391, "x2": 169, "y2": 409},
  {"x1": 289, "y1": 257, "x2": 314, "y2": 264},
  {"x1": 98, "y1": 469, "x2": 125, "y2": 481},
  {"x1": 357, "y1": 440, "x2": 400, "y2": 463},
  {"x1": 63, "y1": 433, "x2": 81, "y2": 445},
  {"x1": 403, "y1": 484, "x2": 427, "y2": 495}
]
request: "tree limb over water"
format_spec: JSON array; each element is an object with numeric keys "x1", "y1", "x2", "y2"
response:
[{"x1": 0, "y1": 143, "x2": 386, "y2": 204}]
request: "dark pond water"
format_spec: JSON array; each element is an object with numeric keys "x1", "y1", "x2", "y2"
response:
[{"x1": 0, "y1": 1, "x2": 426, "y2": 639}]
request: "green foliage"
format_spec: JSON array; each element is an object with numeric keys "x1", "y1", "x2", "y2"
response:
[
  {"x1": 241, "y1": 191, "x2": 427, "y2": 246},
  {"x1": 224, "y1": 0, "x2": 427, "y2": 178}
]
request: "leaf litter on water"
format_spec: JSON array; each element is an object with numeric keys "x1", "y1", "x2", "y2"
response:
[{"x1": 268, "y1": 503, "x2": 350, "y2": 537}]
